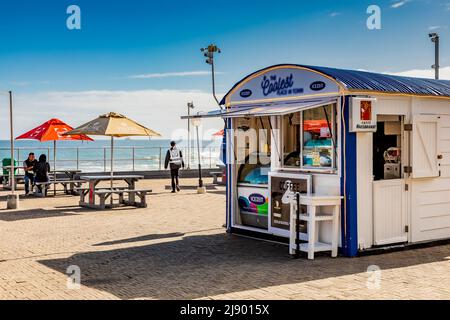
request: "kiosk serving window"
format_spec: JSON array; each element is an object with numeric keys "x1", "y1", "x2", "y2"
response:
[{"x1": 282, "y1": 103, "x2": 336, "y2": 170}]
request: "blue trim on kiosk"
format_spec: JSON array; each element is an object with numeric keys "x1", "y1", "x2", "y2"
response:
[
  {"x1": 226, "y1": 118, "x2": 232, "y2": 234},
  {"x1": 341, "y1": 95, "x2": 358, "y2": 257}
]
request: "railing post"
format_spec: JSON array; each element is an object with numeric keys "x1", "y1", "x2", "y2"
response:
[
  {"x1": 76, "y1": 147, "x2": 79, "y2": 170},
  {"x1": 132, "y1": 147, "x2": 135, "y2": 171},
  {"x1": 209, "y1": 147, "x2": 212, "y2": 168},
  {"x1": 103, "y1": 147, "x2": 107, "y2": 172},
  {"x1": 159, "y1": 147, "x2": 162, "y2": 170}
]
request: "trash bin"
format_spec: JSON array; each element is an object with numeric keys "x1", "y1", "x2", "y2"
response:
[{"x1": 2, "y1": 158, "x2": 19, "y2": 175}]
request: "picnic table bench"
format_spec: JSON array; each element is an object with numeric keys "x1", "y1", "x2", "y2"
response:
[
  {"x1": 94, "y1": 189, "x2": 151, "y2": 209},
  {"x1": 50, "y1": 170, "x2": 82, "y2": 195},
  {"x1": 34, "y1": 178, "x2": 86, "y2": 197},
  {"x1": 78, "y1": 175, "x2": 149, "y2": 210},
  {"x1": 1, "y1": 174, "x2": 25, "y2": 189},
  {"x1": 210, "y1": 171, "x2": 225, "y2": 185}
]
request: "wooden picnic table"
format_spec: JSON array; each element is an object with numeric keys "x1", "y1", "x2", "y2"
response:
[{"x1": 78, "y1": 175, "x2": 147, "y2": 209}]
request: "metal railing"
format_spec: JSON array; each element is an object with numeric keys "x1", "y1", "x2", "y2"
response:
[{"x1": 0, "y1": 146, "x2": 222, "y2": 172}]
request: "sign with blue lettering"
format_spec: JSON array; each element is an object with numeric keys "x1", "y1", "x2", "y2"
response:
[{"x1": 226, "y1": 66, "x2": 340, "y2": 106}]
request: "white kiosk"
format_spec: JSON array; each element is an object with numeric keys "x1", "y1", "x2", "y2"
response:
[{"x1": 185, "y1": 64, "x2": 450, "y2": 257}]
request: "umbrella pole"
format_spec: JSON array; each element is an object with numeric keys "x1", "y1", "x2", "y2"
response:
[
  {"x1": 110, "y1": 136, "x2": 114, "y2": 206},
  {"x1": 54, "y1": 140, "x2": 57, "y2": 196}
]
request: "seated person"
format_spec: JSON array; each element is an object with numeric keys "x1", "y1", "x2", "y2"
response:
[
  {"x1": 34, "y1": 154, "x2": 51, "y2": 194},
  {"x1": 23, "y1": 152, "x2": 37, "y2": 195}
]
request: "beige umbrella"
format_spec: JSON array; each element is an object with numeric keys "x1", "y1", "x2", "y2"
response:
[{"x1": 64, "y1": 112, "x2": 161, "y2": 200}]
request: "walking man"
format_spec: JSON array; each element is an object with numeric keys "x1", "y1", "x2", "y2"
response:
[
  {"x1": 164, "y1": 141, "x2": 184, "y2": 193},
  {"x1": 23, "y1": 152, "x2": 37, "y2": 195}
]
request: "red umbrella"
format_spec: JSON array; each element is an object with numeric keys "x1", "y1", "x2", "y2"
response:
[
  {"x1": 212, "y1": 129, "x2": 224, "y2": 137},
  {"x1": 16, "y1": 118, "x2": 93, "y2": 172}
]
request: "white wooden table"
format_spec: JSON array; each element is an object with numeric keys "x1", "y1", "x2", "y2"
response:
[{"x1": 290, "y1": 194, "x2": 343, "y2": 259}]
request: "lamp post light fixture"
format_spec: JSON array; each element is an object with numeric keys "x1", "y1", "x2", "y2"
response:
[
  {"x1": 187, "y1": 102, "x2": 195, "y2": 169},
  {"x1": 201, "y1": 44, "x2": 222, "y2": 109},
  {"x1": 191, "y1": 115, "x2": 206, "y2": 194},
  {"x1": 429, "y1": 32, "x2": 440, "y2": 80}
]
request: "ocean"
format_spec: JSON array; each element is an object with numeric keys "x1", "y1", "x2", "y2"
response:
[{"x1": 0, "y1": 139, "x2": 222, "y2": 172}]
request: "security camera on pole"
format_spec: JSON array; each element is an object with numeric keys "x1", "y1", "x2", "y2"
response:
[
  {"x1": 200, "y1": 44, "x2": 222, "y2": 109},
  {"x1": 429, "y1": 32, "x2": 440, "y2": 80}
]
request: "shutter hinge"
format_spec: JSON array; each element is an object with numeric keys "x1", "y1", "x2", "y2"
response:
[
  {"x1": 404, "y1": 166, "x2": 413, "y2": 174},
  {"x1": 405, "y1": 183, "x2": 409, "y2": 191},
  {"x1": 405, "y1": 226, "x2": 409, "y2": 233},
  {"x1": 404, "y1": 124, "x2": 413, "y2": 131}
]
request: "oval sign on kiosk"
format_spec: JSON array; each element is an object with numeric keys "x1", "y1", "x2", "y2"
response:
[
  {"x1": 249, "y1": 193, "x2": 266, "y2": 205},
  {"x1": 310, "y1": 81, "x2": 326, "y2": 91},
  {"x1": 240, "y1": 89, "x2": 252, "y2": 98}
]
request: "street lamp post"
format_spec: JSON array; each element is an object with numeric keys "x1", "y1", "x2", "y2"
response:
[
  {"x1": 429, "y1": 33, "x2": 440, "y2": 80},
  {"x1": 187, "y1": 102, "x2": 195, "y2": 169},
  {"x1": 6, "y1": 91, "x2": 19, "y2": 209},
  {"x1": 201, "y1": 44, "x2": 222, "y2": 109},
  {"x1": 191, "y1": 116, "x2": 206, "y2": 194}
]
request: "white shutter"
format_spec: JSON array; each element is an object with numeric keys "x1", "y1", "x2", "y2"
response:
[{"x1": 411, "y1": 115, "x2": 440, "y2": 179}]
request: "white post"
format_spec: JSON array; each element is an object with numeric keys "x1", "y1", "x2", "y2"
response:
[
  {"x1": 9, "y1": 91, "x2": 14, "y2": 194},
  {"x1": 7, "y1": 91, "x2": 19, "y2": 209}
]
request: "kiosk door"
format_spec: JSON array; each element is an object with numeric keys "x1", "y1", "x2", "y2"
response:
[
  {"x1": 372, "y1": 117, "x2": 408, "y2": 245},
  {"x1": 373, "y1": 179, "x2": 408, "y2": 245}
]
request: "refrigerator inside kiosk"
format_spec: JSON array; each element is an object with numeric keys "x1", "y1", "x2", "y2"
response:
[{"x1": 235, "y1": 117, "x2": 271, "y2": 230}]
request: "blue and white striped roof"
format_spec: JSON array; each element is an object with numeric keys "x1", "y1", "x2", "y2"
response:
[{"x1": 220, "y1": 64, "x2": 450, "y2": 105}]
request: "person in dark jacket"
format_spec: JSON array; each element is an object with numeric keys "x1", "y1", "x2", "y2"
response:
[
  {"x1": 22, "y1": 152, "x2": 37, "y2": 195},
  {"x1": 34, "y1": 154, "x2": 51, "y2": 195},
  {"x1": 164, "y1": 141, "x2": 184, "y2": 193}
]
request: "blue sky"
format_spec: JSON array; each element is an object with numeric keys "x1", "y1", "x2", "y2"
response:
[{"x1": 0, "y1": 0, "x2": 449, "y2": 139}]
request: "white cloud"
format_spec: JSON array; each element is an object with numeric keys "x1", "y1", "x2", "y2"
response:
[
  {"x1": 329, "y1": 12, "x2": 341, "y2": 17},
  {"x1": 129, "y1": 71, "x2": 222, "y2": 79},
  {"x1": 428, "y1": 25, "x2": 447, "y2": 31},
  {"x1": 0, "y1": 89, "x2": 224, "y2": 140},
  {"x1": 391, "y1": 0, "x2": 410, "y2": 9},
  {"x1": 384, "y1": 66, "x2": 450, "y2": 79}
]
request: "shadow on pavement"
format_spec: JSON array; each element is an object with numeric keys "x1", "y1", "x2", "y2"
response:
[
  {"x1": 93, "y1": 232, "x2": 185, "y2": 246},
  {"x1": 38, "y1": 232, "x2": 450, "y2": 300},
  {"x1": 0, "y1": 205, "x2": 135, "y2": 221},
  {"x1": 0, "y1": 208, "x2": 80, "y2": 221}
]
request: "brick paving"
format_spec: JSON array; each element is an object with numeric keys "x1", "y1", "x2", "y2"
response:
[{"x1": 0, "y1": 178, "x2": 449, "y2": 300}]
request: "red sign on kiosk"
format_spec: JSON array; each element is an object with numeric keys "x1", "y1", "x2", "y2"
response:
[{"x1": 350, "y1": 97, "x2": 377, "y2": 132}]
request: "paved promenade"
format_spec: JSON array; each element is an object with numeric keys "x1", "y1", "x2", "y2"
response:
[{"x1": 0, "y1": 178, "x2": 449, "y2": 300}]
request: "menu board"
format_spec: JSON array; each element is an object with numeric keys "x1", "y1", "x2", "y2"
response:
[{"x1": 270, "y1": 174, "x2": 311, "y2": 230}]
